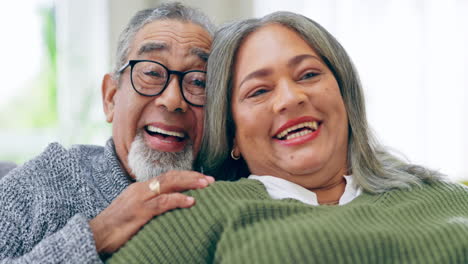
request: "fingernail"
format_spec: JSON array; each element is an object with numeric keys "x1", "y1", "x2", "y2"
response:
[
  {"x1": 186, "y1": 196, "x2": 195, "y2": 204},
  {"x1": 205, "y1": 176, "x2": 215, "y2": 183},
  {"x1": 198, "y1": 178, "x2": 208, "y2": 187}
]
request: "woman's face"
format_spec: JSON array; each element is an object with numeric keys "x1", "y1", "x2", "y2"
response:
[{"x1": 231, "y1": 24, "x2": 349, "y2": 188}]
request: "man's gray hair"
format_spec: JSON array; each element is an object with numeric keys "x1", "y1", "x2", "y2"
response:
[
  {"x1": 196, "y1": 11, "x2": 442, "y2": 193},
  {"x1": 113, "y1": 2, "x2": 215, "y2": 79}
]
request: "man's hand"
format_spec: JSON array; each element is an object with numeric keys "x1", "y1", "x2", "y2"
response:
[{"x1": 89, "y1": 170, "x2": 214, "y2": 254}]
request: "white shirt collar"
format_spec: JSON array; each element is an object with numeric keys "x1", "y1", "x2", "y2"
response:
[{"x1": 247, "y1": 174, "x2": 362, "y2": 206}]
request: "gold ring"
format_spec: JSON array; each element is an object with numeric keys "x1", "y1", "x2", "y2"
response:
[{"x1": 148, "y1": 179, "x2": 161, "y2": 195}]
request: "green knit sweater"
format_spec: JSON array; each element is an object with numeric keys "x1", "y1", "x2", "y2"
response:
[{"x1": 107, "y1": 179, "x2": 468, "y2": 264}]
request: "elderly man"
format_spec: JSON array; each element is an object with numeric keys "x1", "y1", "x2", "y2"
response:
[{"x1": 0, "y1": 3, "x2": 214, "y2": 263}]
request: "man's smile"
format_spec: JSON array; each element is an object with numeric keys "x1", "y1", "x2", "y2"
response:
[
  {"x1": 143, "y1": 122, "x2": 189, "y2": 152},
  {"x1": 145, "y1": 125, "x2": 186, "y2": 142}
]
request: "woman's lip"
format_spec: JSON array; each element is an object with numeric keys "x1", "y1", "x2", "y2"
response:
[
  {"x1": 274, "y1": 123, "x2": 321, "y2": 146},
  {"x1": 273, "y1": 116, "x2": 321, "y2": 137}
]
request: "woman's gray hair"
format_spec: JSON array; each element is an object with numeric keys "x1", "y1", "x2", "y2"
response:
[
  {"x1": 113, "y1": 2, "x2": 215, "y2": 79},
  {"x1": 196, "y1": 11, "x2": 442, "y2": 193}
]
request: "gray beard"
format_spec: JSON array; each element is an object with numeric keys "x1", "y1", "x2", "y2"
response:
[{"x1": 127, "y1": 131, "x2": 194, "y2": 182}]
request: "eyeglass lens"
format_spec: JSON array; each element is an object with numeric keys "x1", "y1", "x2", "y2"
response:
[{"x1": 132, "y1": 61, "x2": 206, "y2": 106}]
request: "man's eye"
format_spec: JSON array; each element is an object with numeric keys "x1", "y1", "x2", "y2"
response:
[
  {"x1": 144, "y1": 71, "x2": 163, "y2": 78},
  {"x1": 190, "y1": 79, "x2": 206, "y2": 88},
  {"x1": 184, "y1": 72, "x2": 207, "y2": 88},
  {"x1": 300, "y1": 72, "x2": 319, "y2": 80}
]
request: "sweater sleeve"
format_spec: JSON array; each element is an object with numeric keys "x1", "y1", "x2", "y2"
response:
[
  {"x1": 106, "y1": 185, "x2": 228, "y2": 264},
  {"x1": 0, "y1": 214, "x2": 102, "y2": 264},
  {"x1": 0, "y1": 144, "x2": 103, "y2": 264}
]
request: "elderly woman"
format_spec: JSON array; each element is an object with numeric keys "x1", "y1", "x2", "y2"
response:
[{"x1": 106, "y1": 11, "x2": 468, "y2": 263}]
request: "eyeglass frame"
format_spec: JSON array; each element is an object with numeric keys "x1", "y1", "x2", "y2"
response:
[{"x1": 118, "y1": 59, "x2": 207, "y2": 107}]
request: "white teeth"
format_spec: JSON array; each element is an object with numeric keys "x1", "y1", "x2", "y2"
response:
[
  {"x1": 146, "y1": 125, "x2": 184, "y2": 138},
  {"x1": 311, "y1": 121, "x2": 318, "y2": 130},
  {"x1": 275, "y1": 121, "x2": 319, "y2": 139},
  {"x1": 285, "y1": 130, "x2": 312, "y2": 140}
]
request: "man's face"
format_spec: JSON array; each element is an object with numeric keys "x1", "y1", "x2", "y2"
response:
[{"x1": 102, "y1": 20, "x2": 212, "y2": 180}]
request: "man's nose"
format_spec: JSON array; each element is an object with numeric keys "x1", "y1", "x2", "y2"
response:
[
  {"x1": 272, "y1": 79, "x2": 307, "y2": 114},
  {"x1": 153, "y1": 76, "x2": 188, "y2": 113}
]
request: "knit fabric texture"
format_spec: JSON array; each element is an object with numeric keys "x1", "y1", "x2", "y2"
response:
[
  {"x1": 0, "y1": 161, "x2": 16, "y2": 178},
  {"x1": 108, "y1": 178, "x2": 468, "y2": 264},
  {"x1": 0, "y1": 139, "x2": 132, "y2": 264}
]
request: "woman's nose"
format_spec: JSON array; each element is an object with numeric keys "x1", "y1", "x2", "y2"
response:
[{"x1": 272, "y1": 79, "x2": 306, "y2": 114}]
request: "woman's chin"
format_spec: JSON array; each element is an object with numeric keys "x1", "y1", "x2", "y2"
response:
[
  {"x1": 274, "y1": 150, "x2": 326, "y2": 173},
  {"x1": 278, "y1": 160, "x2": 324, "y2": 177}
]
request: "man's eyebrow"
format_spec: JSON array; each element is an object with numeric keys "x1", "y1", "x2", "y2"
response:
[
  {"x1": 191, "y1": 47, "x2": 210, "y2": 62},
  {"x1": 239, "y1": 68, "x2": 273, "y2": 88},
  {"x1": 287, "y1": 54, "x2": 321, "y2": 68},
  {"x1": 137, "y1": 42, "x2": 167, "y2": 56}
]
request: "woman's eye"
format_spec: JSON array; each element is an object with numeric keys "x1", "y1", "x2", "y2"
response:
[
  {"x1": 249, "y1": 88, "x2": 268, "y2": 98},
  {"x1": 300, "y1": 72, "x2": 319, "y2": 80}
]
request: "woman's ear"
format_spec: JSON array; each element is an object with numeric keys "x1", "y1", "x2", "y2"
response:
[
  {"x1": 231, "y1": 137, "x2": 241, "y2": 160},
  {"x1": 102, "y1": 73, "x2": 118, "y2": 123}
]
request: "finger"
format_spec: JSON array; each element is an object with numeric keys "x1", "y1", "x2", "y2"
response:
[
  {"x1": 146, "y1": 193, "x2": 195, "y2": 216},
  {"x1": 134, "y1": 171, "x2": 213, "y2": 200},
  {"x1": 155, "y1": 170, "x2": 214, "y2": 194},
  {"x1": 205, "y1": 175, "x2": 215, "y2": 183}
]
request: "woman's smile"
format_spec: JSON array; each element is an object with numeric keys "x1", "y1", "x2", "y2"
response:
[{"x1": 273, "y1": 116, "x2": 322, "y2": 146}]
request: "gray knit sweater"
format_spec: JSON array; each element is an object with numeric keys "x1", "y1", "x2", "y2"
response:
[{"x1": 0, "y1": 139, "x2": 133, "y2": 264}]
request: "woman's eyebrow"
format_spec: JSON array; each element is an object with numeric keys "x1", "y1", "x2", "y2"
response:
[
  {"x1": 239, "y1": 68, "x2": 273, "y2": 88},
  {"x1": 287, "y1": 54, "x2": 321, "y2": 68}
]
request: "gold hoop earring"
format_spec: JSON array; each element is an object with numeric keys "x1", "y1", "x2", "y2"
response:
[{"x1": 231, "y1": 149, "x2": 240, "y2": 160}]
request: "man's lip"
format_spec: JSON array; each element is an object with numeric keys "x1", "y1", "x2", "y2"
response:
[
  {"x1": 273, "y1": 116, "x2": 321, "y2": 137},
  {"x1": 144, "y1": 131, "x2": 187, "y2": 152},
  {"x1": 144, "y1": 122, "x2": 188, "y2": 136},
  {"x1": 142, "y1": 122, "x2": 190, "y2": 152}
]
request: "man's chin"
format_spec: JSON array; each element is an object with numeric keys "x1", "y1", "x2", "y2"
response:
[{"x1": 128, "y1": 131, "x2": 193, "y2": 182}]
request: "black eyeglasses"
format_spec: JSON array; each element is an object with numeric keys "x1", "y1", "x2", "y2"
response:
[{"x1": 118, "y1": 60, "x2": 207, "y2": 107}]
